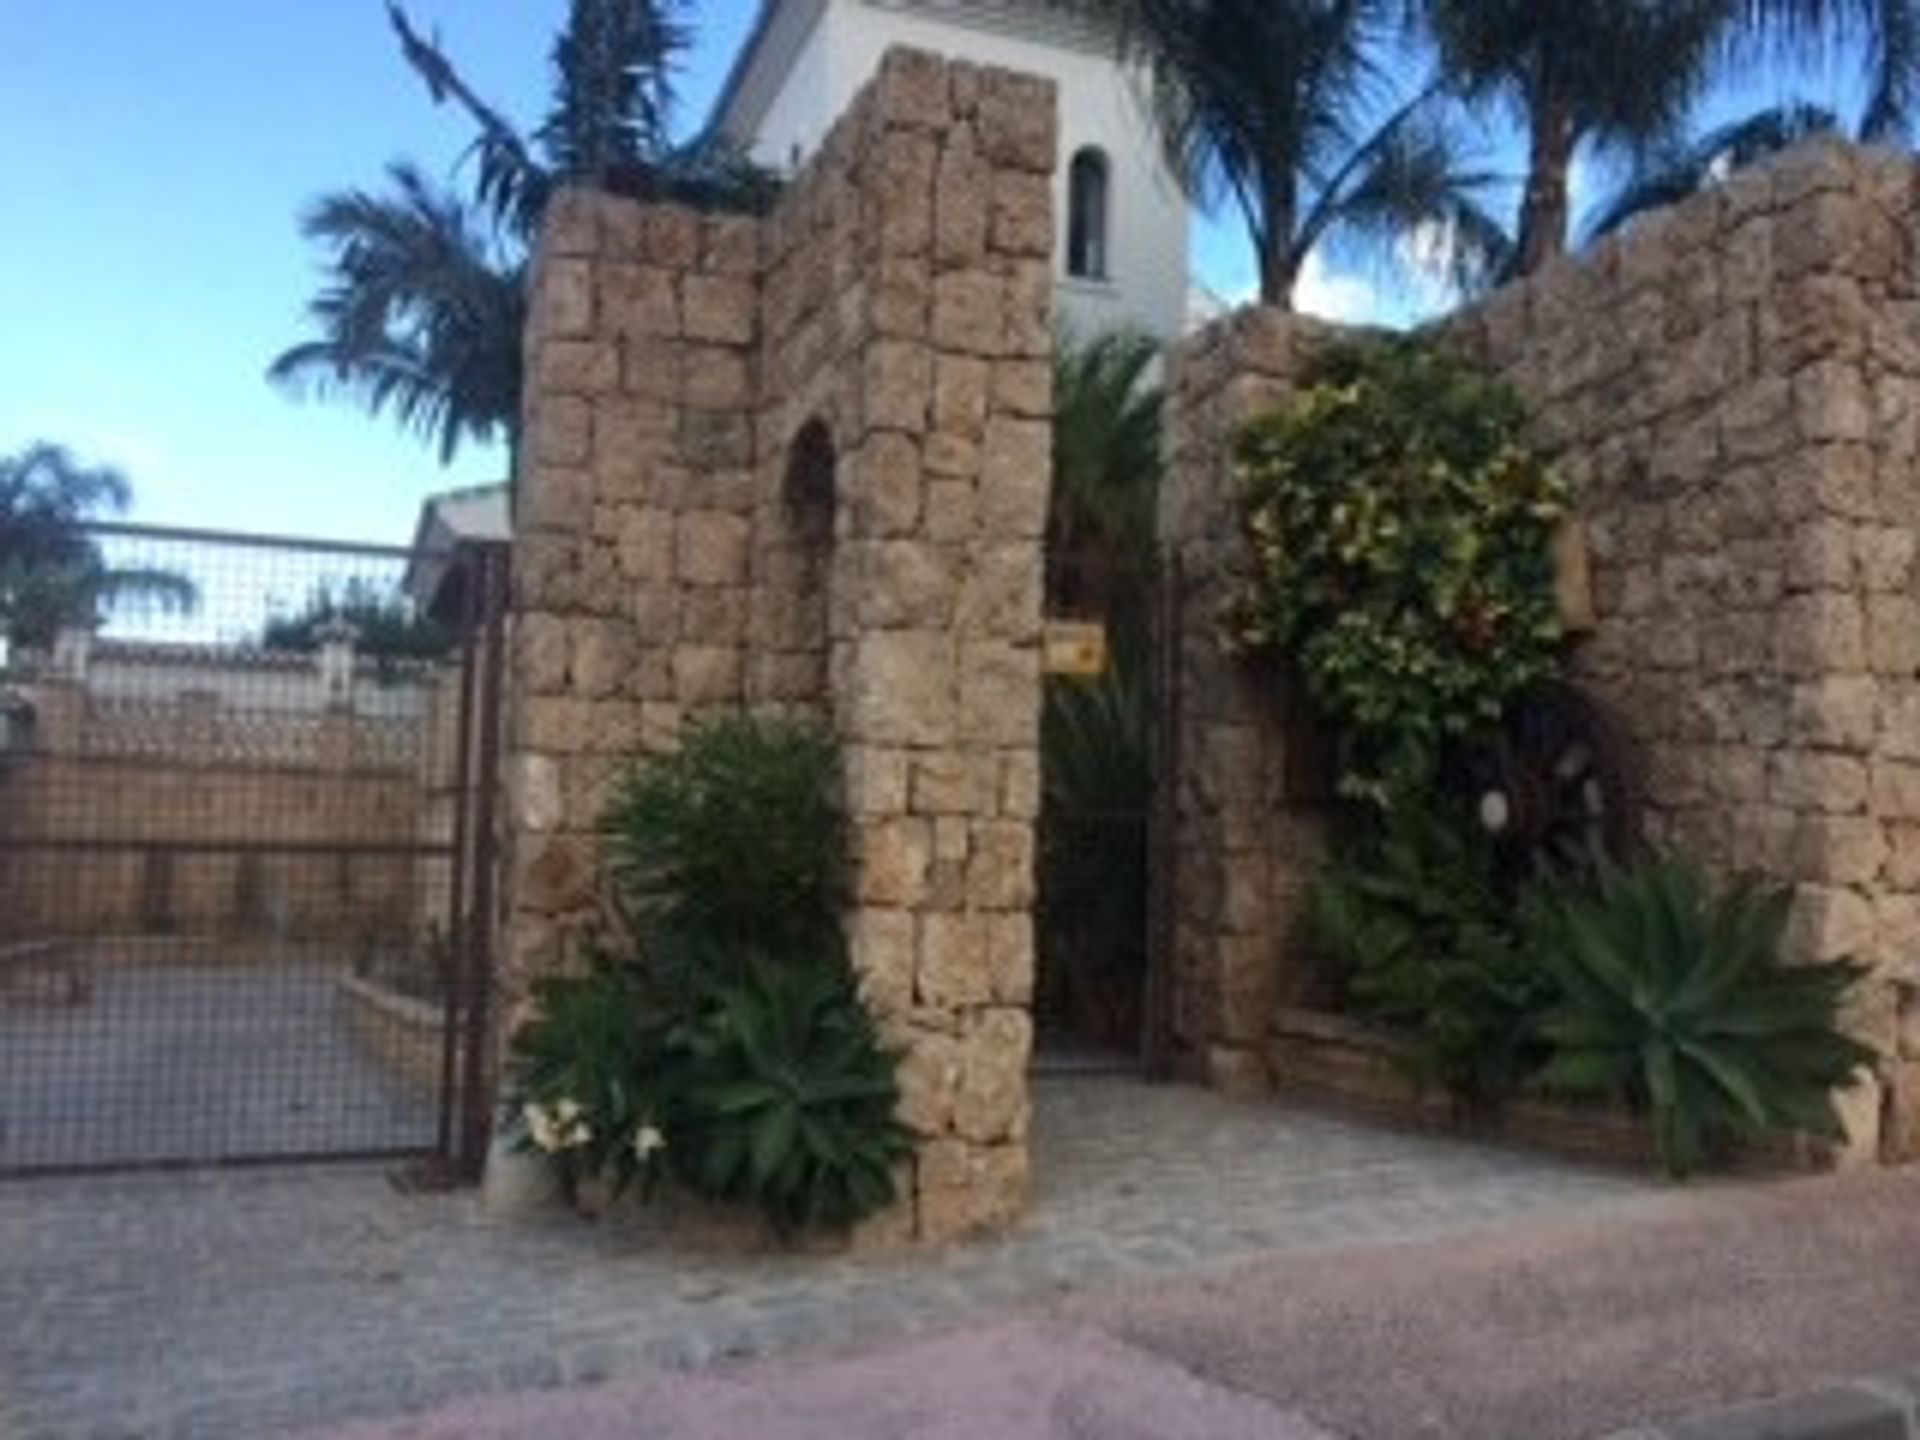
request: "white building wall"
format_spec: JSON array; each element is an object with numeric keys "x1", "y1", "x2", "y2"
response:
[{"x1": 726, "y1": 0, "x2": 1191, "y2": 342}]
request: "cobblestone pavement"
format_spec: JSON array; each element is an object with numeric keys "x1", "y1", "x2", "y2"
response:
[
  {"x1": 0, "y1": 962, "x2": 434, "y2": 1171},
  {"x1": 0, "y1": 1077, "x2": 1647, "y2": 1439}
]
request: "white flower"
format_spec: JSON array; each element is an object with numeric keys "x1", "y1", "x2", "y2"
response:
[
  {"x1": 633, "y1": 1124, "x2": 667, "y2": 1160},
  {"x1": 523, "y1": 1102, "x2": 562, "y2": 1154},
  {"x1": 1478, "y1": 789, "x2": 1512, "y2": 834}
]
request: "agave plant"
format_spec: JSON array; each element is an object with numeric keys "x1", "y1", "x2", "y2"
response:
[
  {"x1": 657, "y1": 951, "x2": 911, "y2": 1235},
  {"x1": 1525, "y1": 858, "x2": 1875, "y2": 1177}
]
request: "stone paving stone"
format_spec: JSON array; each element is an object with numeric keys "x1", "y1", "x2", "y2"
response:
[{"x1": 0, "y1": 1077, "x2": 1644, "y2": 1439}]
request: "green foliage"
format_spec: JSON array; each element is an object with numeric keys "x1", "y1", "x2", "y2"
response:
[
  {"x1": 262, "y1": 577, "x2": 452, "y2": 664},
  {"x1": 1039, "y1": 664, "x2": 1155, "y2": 1045},
  {"x1": 601, "y1": 715, "x2": 845, "y2": 960},
  {"x1": 509, "y1": 713, "x2": 909, "y2": 1235},
  {"x1": 1309, "y1": 800, "x2": 1554, "y2": 1102},
  {"x1": 1232, "y1": 338, "x2": 1567, "y2": 802},
  {"x1": 1525, "y1": 858, "x2": 1875, "y2": 1177},
  {"x1": 509, "y1": 952, "x2": 667, "y2": 1200},
  {"x1": 655, "y1": 950, "x2": 911, "y2": 1236},
  {"x1": 0, "y1": 443, "x2": 197, "y2": 651},
  {"x1": 1083, "y1": 0, "x2": 1504, "y2": 304}
]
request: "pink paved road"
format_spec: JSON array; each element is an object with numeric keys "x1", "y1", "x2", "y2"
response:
[{"x1": 306, "y1": 1168, "x2": 1920, "y2": 1440}]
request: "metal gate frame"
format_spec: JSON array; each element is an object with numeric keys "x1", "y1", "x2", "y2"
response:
[{"x1": 0, "y1": 522, "x2": 506, "y2": 1181}]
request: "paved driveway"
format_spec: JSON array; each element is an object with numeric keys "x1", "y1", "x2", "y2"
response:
[
  {"x1": 0, "y1": 1077, "x2": 1645, "y2": 1438},
  {"x1": 0, "y1": 960, "x2": 436, "y2": 1171}
]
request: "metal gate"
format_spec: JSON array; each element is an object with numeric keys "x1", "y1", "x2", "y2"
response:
[
  {"x1": 1034, "y1": 549, "x2": 1181, "y2": 1077},
  {"x1": 0, "y1": 523, "x2": 506, "y2": 1178}
]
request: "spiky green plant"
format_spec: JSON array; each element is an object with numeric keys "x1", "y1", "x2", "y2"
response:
[
  {"x1": 655, "y1": 950, "x2": 912, "y2": 1235},
  {"x1": 1525, "y1": 858, "x2": 1875, "y2": 1176}
]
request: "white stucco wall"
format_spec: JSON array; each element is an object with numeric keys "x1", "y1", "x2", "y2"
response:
[{"x1": 723, "y1": 0, "x2": 1191, "y2": 342}]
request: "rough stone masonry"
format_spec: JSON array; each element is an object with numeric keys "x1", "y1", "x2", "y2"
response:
[
  {"x1": 1162, "y1": 138, "x2": 1920, "y2": 1166},
  {"x1": 504, "y1": 48, "x2": 1057, "y2": 1242}
]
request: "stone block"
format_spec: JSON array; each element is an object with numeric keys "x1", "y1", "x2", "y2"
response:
[
  {"x1": 847, "y1": 632, "x2": 955, "y2": 745},
  {"x1": 932, "y1": 270, "x2": 1006, "y2": 355},
  {"x1": 1791, "y1": 816, "x2": 1887, "y2": 885},
  {"x1": 986, "y1": 912, "x2": 1036, "y2": 1005},
  {"x1": 850, "y1": 906, "x2": 916, "y2": 1021},
  {"x1": 674, "y1": 512, "x2": 751, "y2": 588},
  {"x1": 966, "y1": 820, "x2": 1035, "y2": 910},
  {"x1": 990, "y1": 170, "x2": 1052, "y2": 258},
  {"x1": 875, "y1": 46, "x2": 952, "y2": 132},
  {"x1": 975, "y1": 66, "x2": 1058, "y2": 173},
  {"x1": 1771, "y1": 751, "x2": 1869, "y2": 813},
  {"x1": 569, "y1": 620, "x2": 633, "y2": 699},
  {"x1": 933, "y1": 355, "x2": 991, "y2": 441},
  {"x1": 1778, "y1": 592, "x2": 1868, "y2": 675},
  {"x1": 857, "y1": 541, "x2": 958, "y2": 629},
  {"x1": 671, "y1": 646, "x2": 743, "y2": 705},
  {"x1": 979, "y1": 416, "x2": 1052, "y2": 539},
  {"x1": 918, "y1": 911, "x2": 992, "y2": 1009},
  {"x1": 1789, "y1": 884, "x2": 1877, "y2": 963},
  {"x1": 959, "y1": 641, "x2": 1041, "y2": 747},
  {"x1": 681, "y1": 273, "x2": 756, "y2": 346},
  {"x1": 894, "y1": 1028, "x2": 961, "y2": 1136},
  {"x1": 873, "y1": 130, "x2": 938, "y2": 258},
  {"x1": 600, "y1": 263, "x2": 680, "y2": 340},
  {"x1": 954, "y1": 1007, "x2": 1032, "y2": 1142},
  {"x1": 916, "y1": 1139, "x2": 1029, "y2": 1243},
  {"x1": 992, "y1": 359, "x2": 1052, "y2": 419},
  {"x1": 856, "y1": 817, "x2": 934, "y2": 908},
  {"x1": 935, "y1": 125, "x2": 990, "y2": 268},
  {"x1": 864, "y1": 340, "x2": 933, "y2": 433},
  {"x1": 682, "y1": 345, "x2": 752, "y2": 411},
  {"x1": 538, "y1": 339, "x2": 621, "y2": 396}
]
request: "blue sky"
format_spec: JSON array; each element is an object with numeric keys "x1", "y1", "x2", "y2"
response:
[{"x1": 0, "y1": 5, "x2": 1871, "y2": 545}]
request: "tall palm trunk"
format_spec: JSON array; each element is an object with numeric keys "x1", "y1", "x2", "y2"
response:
[
  {"x1": 1514, "y1": 87, "x2": 1578, "y2": 276},
  {"x1": 1256, "y1": 166, "x2": 1300, "y2": 309}
]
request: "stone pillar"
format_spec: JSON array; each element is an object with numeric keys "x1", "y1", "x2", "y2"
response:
[
  {"x1": 817, "y1": 51, "x2": 1056, "y2": 1243},
  {"x1": 1160, "y1": 311, "x2": 1335, "y2": 1092},
  {"x1": 505, "y1": 47, "x2": 1056, "y2": 1240}
]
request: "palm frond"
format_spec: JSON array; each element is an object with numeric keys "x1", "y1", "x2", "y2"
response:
[
  {"x1": 1584, "y1": 101, "x2": 1842, "y2": 241},
  {"x1": 267, "y1": 163, "x2": 527, "y2": 465}
]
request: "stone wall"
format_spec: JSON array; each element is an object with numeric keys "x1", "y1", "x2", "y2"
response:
[
  {"x1": 1164, "y1": 139, "x2": 1920, "y2": 1162},
  {"x1": 505, "y1": 47, "x2": 1056, "y2": 1241},
  {"x1": 0, "y1": 660, "x2": 447, "y2": 944}
]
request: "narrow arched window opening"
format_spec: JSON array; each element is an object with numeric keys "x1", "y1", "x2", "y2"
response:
[
  {"x1": 785, "y1": 418, "x2": 837, "y2": 543},
  {"x1": 1066, "y1": 148, "x2": 1111, "y2": 281}
]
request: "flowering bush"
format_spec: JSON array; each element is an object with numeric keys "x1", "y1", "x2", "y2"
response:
[
  {"x1": 505, "y1": 715, "x2": 911, "y2": 1233},
  {"x1": 509, "y1": 953, "x2": 669, "y2": 1202},
  {"x1": 1231, "y1": 338, "x2": 1568, "y2": 803}
]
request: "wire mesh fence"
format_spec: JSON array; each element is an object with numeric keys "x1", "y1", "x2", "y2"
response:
[{"x1": 0, "y1": 523, "x2": 503, "y2": 1175}]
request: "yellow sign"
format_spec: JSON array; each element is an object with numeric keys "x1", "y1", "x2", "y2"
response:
[{"x1": 1044, "y1": 620, "x2": 1109, "y2": 677}]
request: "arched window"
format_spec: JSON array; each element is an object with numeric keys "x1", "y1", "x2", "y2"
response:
[
  {"x1": 785, "y1": 418, "x2": 837, "y2": 544},
  {"x1": 1066, "y1": 148, "x2": 1111, "y2": 281}
]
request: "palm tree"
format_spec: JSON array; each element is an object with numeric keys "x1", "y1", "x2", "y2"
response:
[
  {"x1": 0, "y1": 444, "x2": 197, "y2": 653},
  {"x1": 270, "y1": 166, "x2": 527, "y2": 466},
  {"x1": 271, "y1": 1, "x2": 775, "y2": 466},
  {"x1": 1050, "y1": 328, "x2": 1163, "y2": 651},
  {"x1": 1423, "y1": 0, "x2": 1919, "y2": 276},
  {"x1": 1084, "y1": 0, "x2": 1504, "y2": 307},
  {"x1": 1583, "y1": 102, "x2": 1843, "y2": 240}
]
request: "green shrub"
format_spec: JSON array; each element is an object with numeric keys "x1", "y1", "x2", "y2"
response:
[
  {"x1": 507, "y1": 713, "x2": 912, "y2": 1234},
  {"x1": 1524, "y1": 859, "x2": 1875, "y2": 1177},
  {"x1": 1309, "y1": 801, "x2": 1553, "y2": 1102},
  {"x1": 1231, "y1": 338, "x2": 1567, "y2": 803},
  {"x1": 509, "y1": 952, "x2": 667, "y2": 1201},
  {"x1": 601, "y1": 715, "x2": 845, "y2": 958},
  {"x1": 656, "y1": 948, "x2": 911, "y2": 1235}
]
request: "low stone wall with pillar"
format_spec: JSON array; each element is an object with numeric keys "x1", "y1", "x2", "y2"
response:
[
  {"x1": 1163, "y1": 138, "x2": 1920, "y2": 1163},
  {"x1": 504, "y1": 47, "x2": 1056, "y2": 1241}
]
